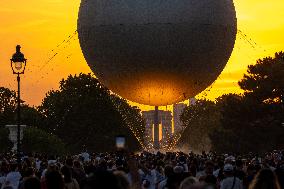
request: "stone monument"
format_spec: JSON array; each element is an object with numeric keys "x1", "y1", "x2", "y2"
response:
[{"x1": 5, "y1": 125, "x2": 27, "y2": 152}]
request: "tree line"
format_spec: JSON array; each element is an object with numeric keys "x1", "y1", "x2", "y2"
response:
[
  {"x1": 178, "y1": 52, "x2": 284, "y2": 153},
  {"x1": 0, "y1": 73, "x2": 145, "y2": 153},
  {"x1": 0, "y1": 52, "x2": 283, "y2": 154}
]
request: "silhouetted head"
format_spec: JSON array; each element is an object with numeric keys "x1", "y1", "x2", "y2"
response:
[
  {"x1": 45, "y1": 170, "x2": 64, "y2": 189},
  {"x1": 180, "y1": 176, "x2": 197, "y2": 189},
  {"x1": 164, "y1": 165, "x2": 174, "y2": 177},
  {"x1": 113, "y1": 171, "x2": 130, "y2": 189},
  {"x1": 23, "y1": 167, "x2": 35, "y2": 177},
  {"x1": 24, "y1": 177, "x2": 41, "y2": 189},
  {"x1": 83, "y1": 170, "x2": 121, "y2": 189},
  {"x1": 249, "y1": 168, "x2": 281, "y2": 189},
  {"x1": 205, "y1": 161, "x2": 214, "y2": 175},
  {"x1": 61, "y1": 166, "x2": 72, "y2": 183}
]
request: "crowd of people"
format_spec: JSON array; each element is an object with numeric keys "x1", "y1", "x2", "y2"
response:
[{"x1": 0, "y1": 150, "x2": 283, "y2": 189}]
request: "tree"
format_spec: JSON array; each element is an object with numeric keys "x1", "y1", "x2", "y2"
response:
[
  {"x1": 0, "y1": 87, "x2": 17, "y2": 127},
  {"x1": 110, "y1": 95, "x2": 145, "y2": 149},
  {"x1": 0, "y1": 87, "x2": 17, "y2": 112},
  {"x1": 210, "y1": 94, "x2": 251, "y2": 152},
  {"x1": 22, "y1": 127, "x2": 67, "y2": 155},
  {"x1": 178, "y1": 100, "x2": 220, "y2": 152},
  {"x1": 0, "y1": 87, "x2": 49, "y2": 153},
  {"x1": 179, "y1": 94, "x2": 284, "y2": 154},
  {"x1": 38, "y1": 73, "x2": 144, "y2": 152},
  {"x1": 0, "y1": 127, "x2": 13, "y2": 152},
  {"x1": 20, "y1": 105, "x2": 43, "y2": 128},
  {"x1": 238, "y1": 52, "x2": 284, "y2": 105},
  {"x1": 208, "y1": 52, "x2": 284, "y2": 153},
  {"x1": 0, "y1": 87, "x2": 41, "y2": 128},
  {"x1": 210, "y1": 94, "x2": 284, "y2": 153}
]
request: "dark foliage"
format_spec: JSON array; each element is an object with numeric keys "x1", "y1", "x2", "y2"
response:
[
  {"x1": 238, "y1": 51, "x2": 284, "y2": 105},
  {"x1": 38, "y1": 73, "x2": 144, "y2": 152},
  {"x1": 0, "y1": 127, "x2": 13, "y2": 152},
  {"x1": 22, "y1": 127, "x2": 67, "y2": 155},
  {"x1": 180, "y1": 52, "x2": 284, "y2": 153},
  {"x1": 178, "y1": 100, "x2": 220, "y2": 152}
]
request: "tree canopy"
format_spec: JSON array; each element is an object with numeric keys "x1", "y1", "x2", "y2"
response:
[
  {"x1": 38, "y1": 73, "x2": 144, "y2": 152},
  {"x1": 179, "y1": 52, "x2": 284, "y2": 153},
  {"x1": 0, "y1": 87, "x2": 40, "y2": 128},
  {"x1": 239, "y1": 51, "x2": 284, "y2": 104},
  {"x1": 178, "y1": 100, "x2": 220, "y2": 152},
  {"x1": 0, "y1": 74, "x2": 145, "y2": 153},
  {"x1": 0, "y1": 87, "x2": 17, "y2": 127}
]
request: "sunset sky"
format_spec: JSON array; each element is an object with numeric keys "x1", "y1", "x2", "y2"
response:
[{"x1": 1, "y1": 0, "x2": 284, "y2": 110}]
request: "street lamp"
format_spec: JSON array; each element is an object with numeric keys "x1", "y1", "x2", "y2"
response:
[{"x1": 10, "y1": 45, "x2": 27, "y2": 163}]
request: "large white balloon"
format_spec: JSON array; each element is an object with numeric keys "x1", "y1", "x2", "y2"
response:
[{"x1": 78, "y1": 0, "x2": 237, "y2": 106}]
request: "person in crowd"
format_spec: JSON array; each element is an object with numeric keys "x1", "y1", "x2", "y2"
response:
[
  {"x1": 61, "y1": 165, "x2": 80, "y2": 189},
  {"x1": 234, "y1": 160, "x2": 246, "y2": 181},
  {"x1": 18, "y1": 167, "x2": 35, "y2": 189},
  {"x1": 47, "y1": 156, "x2": 57, "y2": 165},
  {"x1": 138, "y1": 161, "x2": 156, "y2": 189},
  {"x1": 113, "y1": 171, "x2": 131, "y2": 189},
  {"x1": 248, "y1": 168, "x2": 281, "y2": 189},
  {"x1": 0, "y1": 149, "x2": 284, "y2": 189},
  {"x1": 243, "y1": 164, "x2": 256, "y2": 189},
  {"x1": 2, "y1": 163, "x2": 21, "y2": 189},
  {"x1": 204, "y1": 175, "x2": 217, "y2": 187},
  {"x1": 45, "y1": 170, "x2": 64, "y2": 189},
  {"x1": 80, "y1": 149, "x2": 91, "y2": 163},
  {"x1": 166, "y1": 165, "x2": 187, "y2": 189},
  {"x1": 23, "y1": 177, "x2": 41, "y2": 189},
  {"x1": 274, "y1": 164, "x2": 284, "y2": 189},
  {"x1": 188, "y1": 163, "x2": 197, "y2": 177},
  {"x1": 83, "y1": 170, "x2": 121, "y2": 189},
  {"x1": 158, "y1": 165, "x2": 174, "y2": 189},
  {"x1": 179, "y1": 176, "x2": 197, "y2": 189},
  {"x1": 198, "y1": 161, "x2": 215, "y2": 182},
  {"x1": 0, "y1": 161, "x2": 9, "y2": 177},
  {"x1": 220, "y1": 164, "x2": 243, "y2": 189},
  {"x1": 73, "y1": 160, "x2": 87, "y2": 188},
  {"x1": 38, "y1": 161, "x2": 47, "y2": 179}
]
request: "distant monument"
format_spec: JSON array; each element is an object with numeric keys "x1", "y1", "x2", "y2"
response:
[
  {"x1": 142, "y1": 110, "x2": 172, "y2": 149},
  {"x1": 5, "y1": 125, "x2": 27, "y2": 152}
]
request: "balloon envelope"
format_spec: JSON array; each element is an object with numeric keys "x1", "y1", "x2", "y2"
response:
[{"x1": 78, "y1": 0, "x2": 237, "y2": 106}]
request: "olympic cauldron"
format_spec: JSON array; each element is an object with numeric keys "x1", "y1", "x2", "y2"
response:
[{"x1": 78, "y1": 0, "x2": 237, "y2": 106}]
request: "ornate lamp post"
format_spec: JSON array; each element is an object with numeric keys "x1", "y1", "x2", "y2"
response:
[{"x1": 10, "y1": 45, "x2": 27, "y2": 163}]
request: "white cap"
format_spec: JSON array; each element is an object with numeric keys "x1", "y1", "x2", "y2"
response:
[{"x1": 174, "y1": 166, "x2": 184, "y2": 173}]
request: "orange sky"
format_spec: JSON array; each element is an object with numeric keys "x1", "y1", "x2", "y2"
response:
[{"x1": 1, "y1": 0, "x2": 284, "y2": 110}]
